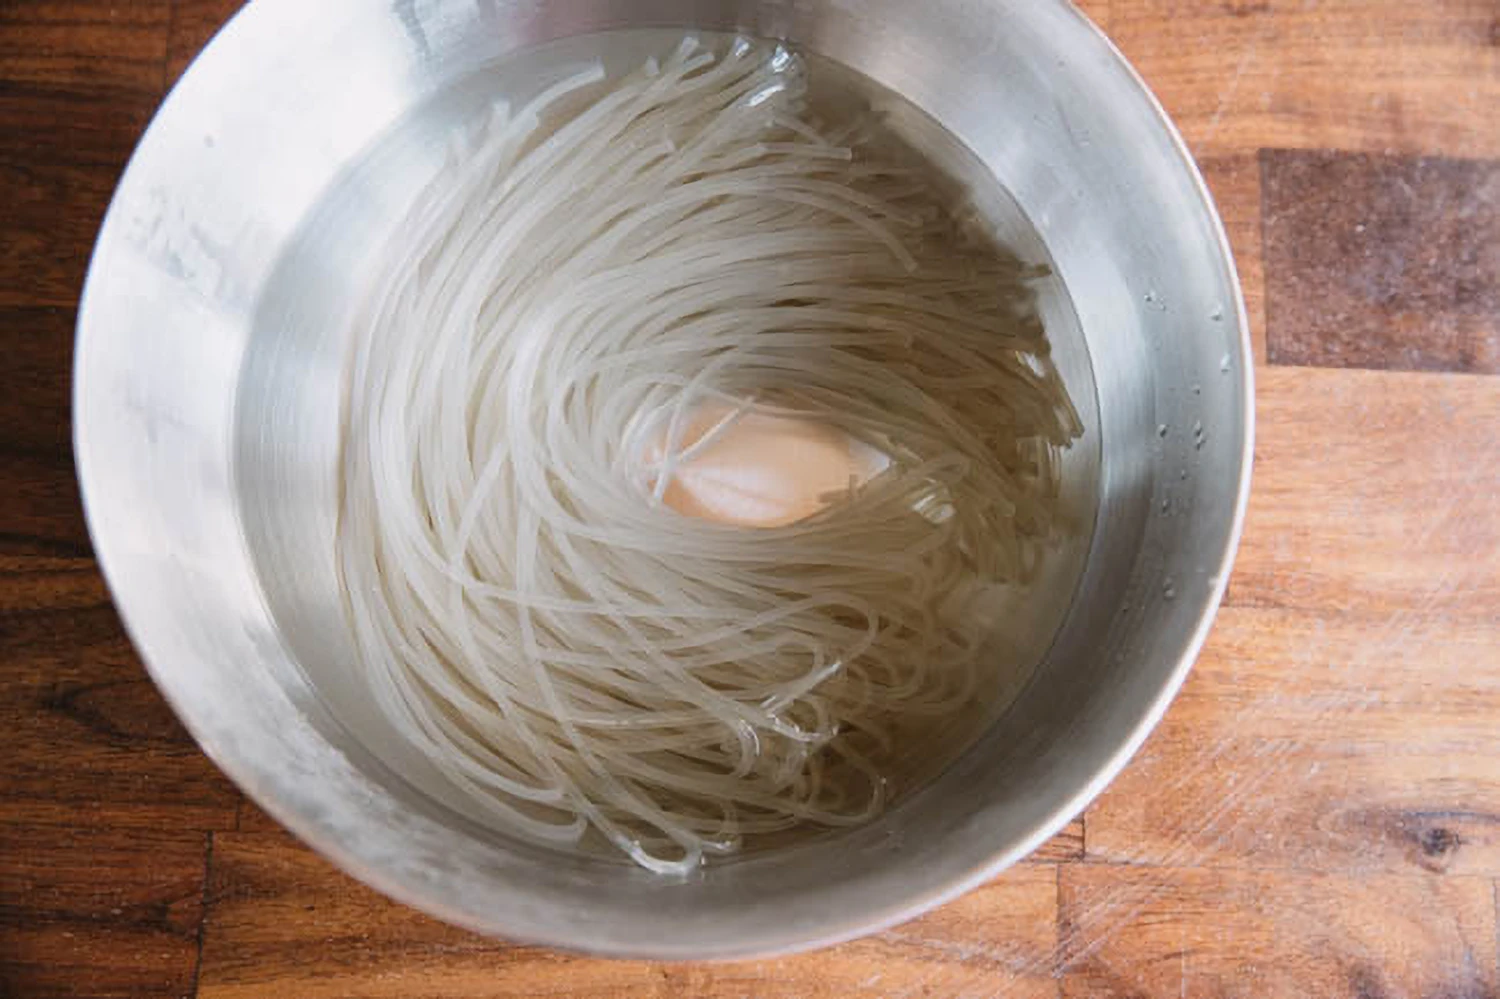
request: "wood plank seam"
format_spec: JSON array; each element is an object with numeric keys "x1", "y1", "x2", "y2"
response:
[
  {"x1": 1056, "y1": 864, "x2": 1498, "y2": 999},
  {"x1": 1258, "y1": 147, "x2": 1276, "y2": 374},
  {"x1": 1054, "y1": 864, "x2": 1067, "y2": 999},
  {"x1": 1071, "y1": 854, "x2": 1500, "y2": 881},
  {"x1": 6, "y1": 3, "x2": 1491, "y2": 995},
  {"x1": 0, "y1": 534, "x2": 93, "y2": 560},
  {"x1": 190, "y1": 831, "x2": 214, "y2": 999}
]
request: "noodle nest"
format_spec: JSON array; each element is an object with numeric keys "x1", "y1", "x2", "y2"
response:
[{"x1": 338, "y1": 38, "x2": 1081, "y2": 874}]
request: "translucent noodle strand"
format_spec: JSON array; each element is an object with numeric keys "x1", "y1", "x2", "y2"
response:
[{"x1": 338, "y1": 38, "x2": 1080, "y2": 876}]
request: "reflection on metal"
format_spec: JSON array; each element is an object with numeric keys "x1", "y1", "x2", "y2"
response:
[{"x1": 74, "y1": 0, "x2": 1252, "y2": 960}]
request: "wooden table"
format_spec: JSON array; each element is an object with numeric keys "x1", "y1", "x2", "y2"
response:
[{"x1": 3, "y1": 1, "x2": 1496, "y2": 996}]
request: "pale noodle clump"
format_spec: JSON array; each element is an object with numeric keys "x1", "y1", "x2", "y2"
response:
[{"x1": 338, "y1": 38, "x2": 1081, "y2": 875}]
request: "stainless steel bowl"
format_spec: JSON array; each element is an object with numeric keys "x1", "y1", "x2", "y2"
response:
[{"x1": 75, "y1": 0, "x2": 1252, "y2": 959}]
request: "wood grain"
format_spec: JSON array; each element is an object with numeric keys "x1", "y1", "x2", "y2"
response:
[
  {"x1": 1226, "y1": 366, "x2": 1500, "y2": 621},
  {"x1": 1110, "y1": 0, "x2": 1500, "y2": 161},
  {"x1": 0, "y1": 602, "x2": 243, "y2": 832},
  {"x1": 0, "y1": 305, "x2": 91, "y2": 558},
  {"x1": 0, "y1": 1, "x2": 169, "y2": 92},
  {"x1": 198, "y1": 827, "x2": 1063, "y2": 999},
  {"x1": 0, "y1": 0, "x2": 246, "y2": 836},
  {"x1": 0, "y1": 821, "x2": 209, "y2": 999},
  {"x1": 0, "y1": 306, "x2": 74, "y2": 463},
  {"x1": 0, "y1": 1, "x2": 170, "y2": 310},
  {"x1": 1088, "y1": 366, "x2": 1500, "y2": 878},
  {"x1": 1058, "y1": 865, "x2": 1498, "y2": 999},
  {"x1": 166, "y1": 0, "x2": 244, "y2": 85},
  {"x1": 1085, "y1": 604, "x2": 1500, "y2": 877},
  {"x1": 1073, "y1": 0, "x2": 1111, "y2": 32},
  {"x1": 0, "y1": 291, "x2": 239, "y2": 836},
  {"x1": 1035, "y1": 816, "x2": 1086, "y2": 865},
  {"x1": 0, "y1": 0, "x2": 1496, "y2": 996},
  {"x1": 1200, "y1": 155, "x2": 1267, "y2": 363},
  {"x1": 1263, "y1": 149, "x2": 1499, "y2": 373}
]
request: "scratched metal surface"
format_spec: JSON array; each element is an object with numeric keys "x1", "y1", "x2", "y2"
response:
[{"x1": 2, "y1": 0, "x2": 1497, "y2": 996}]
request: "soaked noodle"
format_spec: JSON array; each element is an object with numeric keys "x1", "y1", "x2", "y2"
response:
[{"x1": 338, "y1": 38, "x2": 1081, "y2": 874}]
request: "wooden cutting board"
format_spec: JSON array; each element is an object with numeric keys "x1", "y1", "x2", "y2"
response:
[{"x1": 1, "y1": 1, "x2": 1495, "y2": 996}]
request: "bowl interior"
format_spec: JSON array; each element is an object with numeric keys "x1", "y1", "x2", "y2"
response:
[{"x1": 75, "y1": 0, "x2": 1251, "y2": 958}]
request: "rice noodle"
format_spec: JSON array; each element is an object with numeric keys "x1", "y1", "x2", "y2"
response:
[{"x1": 337, "y1": 38, "x2": 1081, "y2": 875}]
